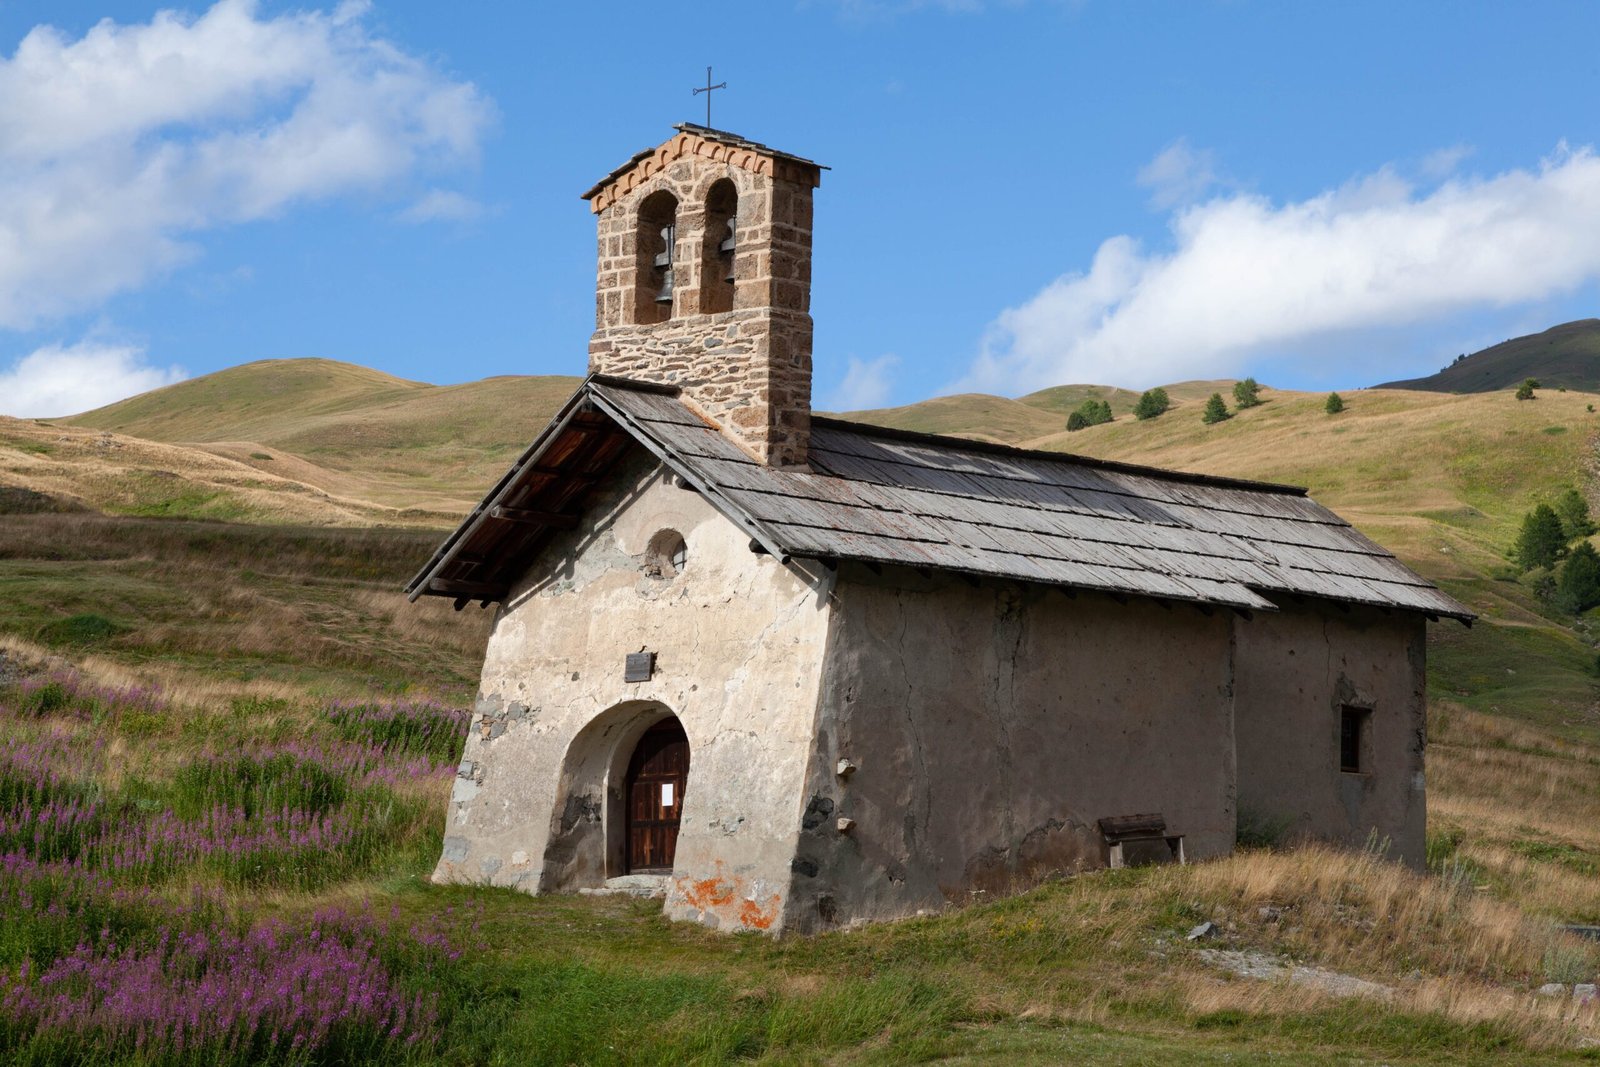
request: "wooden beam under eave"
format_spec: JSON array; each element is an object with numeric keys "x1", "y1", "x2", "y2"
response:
[
  {"x1": 430, "y1": 577, "x2": 507, "y2": 598},
  {"x1": 488, "y1": 505, "x2": 580, "y2": 528}
]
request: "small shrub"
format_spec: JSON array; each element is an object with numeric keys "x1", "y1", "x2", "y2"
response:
[
  {"x1": 249, "y1": 451, "x2": 274, "y2": 460},
  {"x1": 35, "y1": 613, "x2": 126, "y2": 647},
  {"x1": 1201, "y1": 393, "x2": 1231, "y2": 425},
  {"x1": 1134, "y1": 388, "x2": 1170, "y2": 420},
  {"x1": 1542, "y1": 939, "x2": 1594, "y2": 984},
  {"x1": 1232, "y1": 377, "x2": 1262, "y2": 408},
  {"x1": 1065, "y1": 411, "x2": 1087, "y2": 432},
  {"x1": 1516, "y1": 377, "x2": 1538, "y2": 400},
  {"x1": 19, "y1": 682, "x2": 71, "y2": 717},
  {"x1": 1325, "y1": 392, "x2": 1345, "y2": 414}
]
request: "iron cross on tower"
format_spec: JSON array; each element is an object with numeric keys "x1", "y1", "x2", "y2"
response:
[{"x1": 693, "y1": 66, "x2": 726, "y2": 128}]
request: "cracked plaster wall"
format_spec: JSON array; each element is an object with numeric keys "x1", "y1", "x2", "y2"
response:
[
  {"x1": 432, "y1": 451, "x2": 831, "y2": 933},
  {"x1": 1232, "y1": 602, "x2": 1427, "y2": 867},
  {"x1": 787, "y1": 565, "x2": 1239, "y2": 932}
]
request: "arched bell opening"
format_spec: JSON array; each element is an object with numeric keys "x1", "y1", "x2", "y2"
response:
[
  {"x1": 633, "y1": 190, "x2": 679, "y2": 324},
  {"x1": 539, "y1": 702, "x2": 689, "y2": 891},
  {"x1": 699, "y1": 178, "x2": 738, "y2": 315}
]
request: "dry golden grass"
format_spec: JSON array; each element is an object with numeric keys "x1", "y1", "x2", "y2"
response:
[
  {"x1": 58, "y1": 359, "x2": 582, "y2": 516},
  {"x1": 0, "y1": 416, "x2": 455, "y2": 526}
]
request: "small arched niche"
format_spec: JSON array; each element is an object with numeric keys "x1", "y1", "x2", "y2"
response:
[
  {"x1": 643, "y1": 528, "x2": 687, "y2": 579},
  {"x1": 634, "y1": 190, "x2": 678, "y2": 324},
  {"x1": 699, "y1": 179, "x2": 738, "y2": 315}
]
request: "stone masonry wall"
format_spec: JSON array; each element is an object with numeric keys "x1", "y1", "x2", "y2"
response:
[{"x1": 587, "y1": 150, "x2": 815, "y2": 468}]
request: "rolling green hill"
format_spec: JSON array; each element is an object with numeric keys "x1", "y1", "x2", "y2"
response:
[
  {"x1": 64, "y1": 359, "x2": 582, "y2": 515},
  {"x1": 1379, "y1": 318, "x2": 1600, "y2": 392},
  {"x1": 15, "y1": 356, "x2": 1598, "y2": 738}
]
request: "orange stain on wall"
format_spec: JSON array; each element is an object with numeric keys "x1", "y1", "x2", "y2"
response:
[{"x1": 675, "y1": 861, "x2": 783, "y2": 930}]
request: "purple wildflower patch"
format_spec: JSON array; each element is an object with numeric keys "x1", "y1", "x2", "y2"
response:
[
  {"x1": 0, "y1": 903, "x2": 449, "y2": 1061},
  {"x1": 0, "y1": 675, "x2": 477, "y2": 1062}
]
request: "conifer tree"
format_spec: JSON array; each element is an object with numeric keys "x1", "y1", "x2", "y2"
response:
[
  {"x1": 1202, "y1": 393, "x2": 1231, "y2": 425},
  {"x1": 1324, "y1": 392, "x2": 1345, "y2": 414},
  {"x1": 1232, "y1": 378, "x2": 1263, "y2": 408},
  {"x1": 1555, "y1": 488, "x2": 1596, "y2": 540},
  {"x1": 1134, "y1": 388, "x2": 1170, "y2": 420},
  {"x1": 1516, "y1": 377, "x2": 1538, "y2": 400},
  {"x1": 1558, "y1": 541, "x2": 1600, "y2": 614},
  {"x1": 1513, "y1": 504, "x2": 1567, "y2": 571}
]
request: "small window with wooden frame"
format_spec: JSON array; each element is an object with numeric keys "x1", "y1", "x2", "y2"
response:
[
  {"x1": 633, "y1": 190, "x2": 678, "y2": 324},
  {"x1": 699, "y1": 179, "x2": 737, "y2": 315},
  {"x1": 1339, "y1": 705, "x2": 1372, "y2": 774}
]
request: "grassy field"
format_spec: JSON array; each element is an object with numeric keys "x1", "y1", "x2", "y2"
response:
[
  {"x1": 6, "y1": 361, "x2": 1600, "y2": 1060},
  {"x1": 4, "y1": 632, "x2": 1600, "y2": 1064}
]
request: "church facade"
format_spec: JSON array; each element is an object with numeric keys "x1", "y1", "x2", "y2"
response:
[{"x1": 407, "y1": 126, "x2": 1472, "y2": 935}]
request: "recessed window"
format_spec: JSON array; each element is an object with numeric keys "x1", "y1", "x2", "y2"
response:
[
  {"x1": 644, "y1": 529, "x2": 687, "y2": 579},
  {"x1": 1340, "y1": 706, "x2": 1371, "y2": 773}
]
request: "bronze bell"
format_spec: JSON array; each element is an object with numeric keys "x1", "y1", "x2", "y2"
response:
[
  {"x1": 719, "y1": 219, "x2": 736, "y2": 284},
  {"x1": 654, "y1": 223, "x2": 675, "y2": 304}
]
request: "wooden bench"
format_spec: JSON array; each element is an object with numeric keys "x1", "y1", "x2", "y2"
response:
[{"x1": 1098, "y1": 813, "x2": 1186, "y2": 869}]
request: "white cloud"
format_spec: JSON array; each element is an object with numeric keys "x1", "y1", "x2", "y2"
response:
[
  {"x1": 1419, "y1": 144, "x2": 1474, "y2": 180},
  {"x1": 398, "y1": 189, "x2": 485, "y2": 224},
  {"x1": 0, "y1": 0, "x2": 493, "y2": 329},
  {"x1": 1136, "y1": 138, "x2": 1221, "y2": 209},
  {"x1": 827, "y1": 355, "x2": 900, "y2": 410},
  {"x1": 966, "y1": 142, "x2": 1600, "y2": 393},
  {"x1": 0, "y1": 341, "x2": 186, "y2": 417}
]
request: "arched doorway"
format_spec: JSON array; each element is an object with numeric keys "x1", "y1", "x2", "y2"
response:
[{"x1": 624, "y1": 718, "x2": 690, "y2": 873}]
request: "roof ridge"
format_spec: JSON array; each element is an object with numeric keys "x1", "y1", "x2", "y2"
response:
[{"x1": 808, "y1": 415, "x2": 1310, "y2": 498}]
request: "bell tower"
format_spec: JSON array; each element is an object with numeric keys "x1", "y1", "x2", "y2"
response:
[{"x1": 582, "y1": 125, "x2": 823, "y2": 468}]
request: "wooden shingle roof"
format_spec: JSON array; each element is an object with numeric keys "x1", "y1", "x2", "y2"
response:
[{"x1": 406, "y1": 378, "x2": 1474, "y2": 623}]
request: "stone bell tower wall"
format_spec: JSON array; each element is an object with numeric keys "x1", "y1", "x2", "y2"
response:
[{"x1": 584, "y1": 128, "x2": 821, "y2": 468}]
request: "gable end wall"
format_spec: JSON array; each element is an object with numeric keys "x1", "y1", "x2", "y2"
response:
[{"x1": 433, "y1": 450, "x2": 832, "y2": 933}]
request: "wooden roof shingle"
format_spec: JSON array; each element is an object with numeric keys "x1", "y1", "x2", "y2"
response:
[{"x1": 405, "y1": 377, "x2": 1474, "y2": 624}]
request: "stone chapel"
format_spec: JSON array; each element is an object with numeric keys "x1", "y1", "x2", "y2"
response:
[{"x1": 406, "y1": 125, "x2": 1474, "y2": 935}]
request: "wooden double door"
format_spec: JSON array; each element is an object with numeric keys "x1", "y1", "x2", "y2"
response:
[{"x1": 624, "y1": 719, "x2": 690, "y2": 873}]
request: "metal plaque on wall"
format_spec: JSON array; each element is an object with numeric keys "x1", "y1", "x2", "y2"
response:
[{"x1": 624, "y1": 651, "x2": 656, "y2": 683}]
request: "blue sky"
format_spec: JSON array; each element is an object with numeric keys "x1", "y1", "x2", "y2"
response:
[{"x1": 1, "y1": 0, "x2": 1598, "y2": 416}]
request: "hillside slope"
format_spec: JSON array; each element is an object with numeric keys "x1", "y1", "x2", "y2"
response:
[
  {"x1": 840, "y1": 379, "x2": 1239, "y2": 443},
  {"x1": 1379, "y1": 318, "x2": 1600, "y2": 392},
  {"x1": 65, "y1": 359, "x2": 581, "y2": 514}
]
